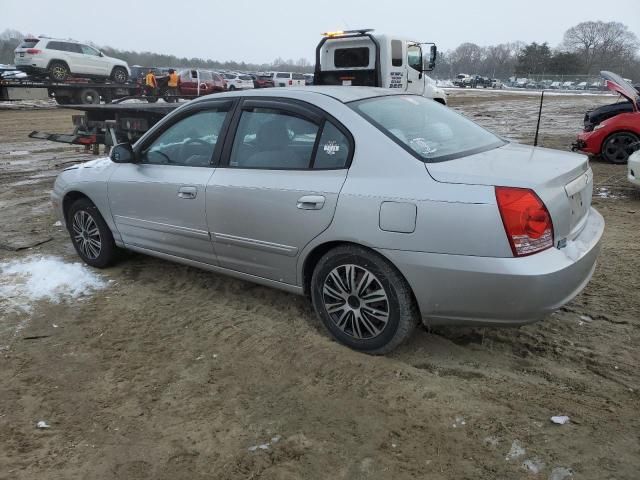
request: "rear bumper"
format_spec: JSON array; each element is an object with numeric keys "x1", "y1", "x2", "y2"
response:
[{"x1": 378, "y1": 207, "x2": 604, "y2": 326}]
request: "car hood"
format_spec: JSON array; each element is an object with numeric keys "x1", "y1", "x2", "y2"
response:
[
  {"x1": 602, "y1": 70, "x2": 638, "y2": 106},
  {"x1": 425, "y1": 142, "x2": 588, "y2": 189}
]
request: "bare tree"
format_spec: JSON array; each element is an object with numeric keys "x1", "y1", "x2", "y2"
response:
[{"x1": 562, "y1": 21, "x2": 639, "y2": 74}]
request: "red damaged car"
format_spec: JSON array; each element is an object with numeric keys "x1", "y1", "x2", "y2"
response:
[{"x1": 573, "y1": 71, "x2": 640, "y2": 164}]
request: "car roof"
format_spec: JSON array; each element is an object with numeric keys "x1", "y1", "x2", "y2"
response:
[{"x1": 192, "y1": 86, "x2": 405, "y2": 104}]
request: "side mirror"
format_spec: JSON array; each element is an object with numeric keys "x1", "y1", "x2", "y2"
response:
[
  {"x1": 110, "y1": 143, "x2": 135, "y2": 163},
  {"x1": 424, "y1": 45, "x2": 437, "y2": 71}
]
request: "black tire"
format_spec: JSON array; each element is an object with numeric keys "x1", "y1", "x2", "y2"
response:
[
  {"x1": 228, "y1": 85, "x2": 236, "y2": 91},
  {"x1": 67, "y1": 198, "x2": 118, "y2": 268},
  {"x1": 310, "y1": 245, "x2": 419, "y2": 354},
  {"x1": 601, "y1": 132, "x2": 639, "y2": 164},
  {"x1": 48, "y1": 61, "x2": 69, "y2": 81},
  {"x1": 55, "y1": 96, "x2": 72, "y2": 105},
  {"x1": 146, "y1": 96, "x2": 159, "y2": 103},
  {"x1": 111, "y1": 66, "x2": 128, "y2": 84},
  {"x1": 76, "y1": 88, "x2": 100, "y2": 105}
]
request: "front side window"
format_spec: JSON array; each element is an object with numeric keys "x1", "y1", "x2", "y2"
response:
[
  {"x1": 407, "y1": 44, "x2": 422, "y2": 72},
  {"x1": 229, "y1": 108, "x2": 319, "y2": 169},
  {"x1": 334, "y1": 47, "x2": 370, "y2": 68},
  {"x1": 81, "y1": 45, "x2": 100, "y2": 56},
  {"x1": 351, "y1": 95, "x2": 505, "y2": 162},
  {"x1": 141, "y1": 109, "x2": 229, "y2": 167}
]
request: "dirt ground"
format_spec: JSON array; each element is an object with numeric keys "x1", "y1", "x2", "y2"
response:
[{"x1": 0, "y1": 91, "x2": 638, "y2": 480}]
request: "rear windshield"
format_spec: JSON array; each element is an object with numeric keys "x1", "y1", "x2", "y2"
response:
[
  {"x1": 239, "y1": 75, "x2": 252, "y2": 80},
  {"x1": 334, "y1": 48, "x2": 370, "y2": 68},
  {"x1": 292, "y1": 73, "x2": 305, "y2": 80},
  {"x1": 276, "y1": 72, "x2": 290, "y2": 78},
  {"x1": 19, "y1": 39, "x2": 39, "y2": 48},
  {"x1": 350, "y1": 95, "x2": 505, "y2": 163}
]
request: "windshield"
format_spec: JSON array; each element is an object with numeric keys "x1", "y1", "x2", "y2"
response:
[{"x1": 350, "y1": 95, "x2": 505, "y2": 162}]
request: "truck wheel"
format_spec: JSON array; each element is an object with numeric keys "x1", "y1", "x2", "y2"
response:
[
  {"x1": 55, "y1": 96, "x2": 72, "y2": 105},
  {"x1": 310, "y1": 245, "x2": 419, "y2": 354},
  {"x1": 48, "y1": 61, "x2": 69, "y2": 81},
  {"x1": 111, "y1": 67, "x2": 128, "y2": 84},
  {"x1": 77, "y1": 88, "x2": 101, "y2": 105},
  {"x1": 602, "y1": 132, "x2": 639, "y2": 164}
]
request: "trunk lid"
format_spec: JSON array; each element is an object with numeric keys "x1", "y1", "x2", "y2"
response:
[{"x1": 426, "y1": 142, "x2": 593, "y2": 242}]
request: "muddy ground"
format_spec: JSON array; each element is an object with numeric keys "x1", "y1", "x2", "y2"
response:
[{"x1": 0, "y1": 91, "x2": 638, "y2": 480}]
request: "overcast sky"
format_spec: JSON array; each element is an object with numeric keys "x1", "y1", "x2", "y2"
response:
[{"x1": 2, "y1": 0, "x2": 639, "y2": 64}]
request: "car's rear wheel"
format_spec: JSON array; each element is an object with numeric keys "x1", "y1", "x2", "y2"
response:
[
  {"x1": 111, "y1": 66, "x2": 128, "y2": 84},
  {"x1": 67, "y1": 198, "x2": 117, "y2": 268},
  {"x1": 310, "y1": 245, "x2": 419, "y2": 354},
  {"x1": 228, "y1": 85, "x2": 236, "y2": 91},
  {"x1": 602, "y1": 132, "x2": 639, "y2": 164},
  {"x1": 48, "y1": 61, "x2": 69, "y2": 81}
]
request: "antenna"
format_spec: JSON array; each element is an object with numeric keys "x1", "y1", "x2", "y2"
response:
[{"x1": 533, "y1": 91, "x2": 544, "y2": 147}]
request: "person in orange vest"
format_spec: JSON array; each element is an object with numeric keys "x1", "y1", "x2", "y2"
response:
[
  {"x1": 144, "y1": 69, "x2": 157, "y2": 98},
  {"x1": 167, "y1": 69, "x2": 180, "y2": 103}
]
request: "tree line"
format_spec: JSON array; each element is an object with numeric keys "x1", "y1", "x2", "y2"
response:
[
  {"x1": 432, "y1": 21, "x2": 639, "y2": 80},
  {"x1": 2, "y1": 20, "x2": 639, "y2": 80}
]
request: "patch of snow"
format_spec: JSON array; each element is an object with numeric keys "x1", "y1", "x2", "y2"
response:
[
  {"x1": 522, "y1": 458, "x2": 545, "y2": 474},
  {"x1": 0, "y1": 255, "x2": 108, "y2": 313},
  {"x1": 452, "y1": 415, "x2": 466, "y2": 428},
  {"x1": 505, "y1": 440, "x2": 526, "y2": 461},
  {"x1": 53, "y1": 221, "x2": 62, "y2": 227},
  {"x1": 248, "y1": 434, "x2": 281, "y2": 452},
  {"x1": 549, "y1": 466, "x2": 574, "y2": 480},
  {"x1": 483, "y1": 436, "x2": 500, "y2": 447},
  {"x1": 580, "y1": 315, "x2": 592, "y2": 322},
  {"x1": 551, "y1": 415, "x2": 570, "y2": 425},
  {"x1": 9, "y1": 150, "x2": 30, "y2": 156},
  {"x1": 78, "y1": 157, "x2": 113, "y2": 170},
  {"x1": 36, "y1": 420, "x2": 50, "y2": 429}
]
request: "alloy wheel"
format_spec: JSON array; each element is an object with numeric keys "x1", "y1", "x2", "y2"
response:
[
  {"x1": 604, "y1": 133, "x2": 637, "y2": 163},
  {"x1": 322, "y1": 264, "x2": 390, "y2": 339},
  {"x1": 72, "y1": 210, "x2": 102, "y2": 260}
]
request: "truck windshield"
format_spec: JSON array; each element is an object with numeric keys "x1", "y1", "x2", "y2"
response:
[{"x1": 350, "y1": 95, "x2": 505, "y2": 162}]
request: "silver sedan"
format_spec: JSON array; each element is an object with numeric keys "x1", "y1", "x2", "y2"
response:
[{"x1": 52, "y1": 87, "x2": 604, "y2": 353}]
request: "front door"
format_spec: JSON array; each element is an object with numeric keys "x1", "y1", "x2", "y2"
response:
[
  {"x1": 206, "y1": 99, "x2": 353, "y2": 285},
  {"x1": 406, "y1": 44, "x2": 425, "y2": 96},
  {"x1": 79, "y1": 44, "x2": 107, "y2": 76},
  {"x1": 108, "y1": 103, "x2": 232, "y2": 264}
]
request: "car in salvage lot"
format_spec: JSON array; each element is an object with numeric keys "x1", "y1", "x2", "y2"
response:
[
  {"x1": 573, "y1": 71, "x2": 639, "y2": 164},
  {"x1": 51, "y1": 86, "x2": 604, "y2": 354}
]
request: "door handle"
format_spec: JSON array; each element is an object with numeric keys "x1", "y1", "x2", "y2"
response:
[
  {"x1": 178, "y1": 186, "x2": 197, "y2": 199},
  {"x1": 407, "y1": 80, "x2": 413, "y2": 83},
  {"x1": 297, "y1": 195, "x2": 325, "y2": 210}
]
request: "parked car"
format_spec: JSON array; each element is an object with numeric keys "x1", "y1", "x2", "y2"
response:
[
  {"x1": 252, "y1": 74, "x2": 275, "y2": 88},
  {"x1": 52, "y1": 86, "x2": 604, "y2": 354},
  {"x1": 179, "y1": 70, "x2": 226, "y2": 97},
  {"x1": 272, "y1": 72, "x2": 306, "y2": 87},
  {"x1": 562, "y1": 81, "x2": 575, "y2": 90},
  {"x1": 490, "y1": 79, "x2": 503, "y2": 89},
  {"x1": 13, "y1": 36, "x2": 130, "y2": 83},
  {"x1": 222, "y1": 73, "x2": 255, "y2": 90},
  {"x1": 628, "y1": 148, "x2": 640, "y2": 188},
  {"x1": 453, "y1": 73, "x2": 472, "y2": 88},
  {"x1": 575, "y1": 81, "x2": 588, "y2": 90},
  {"x1": 573, "y1": 71, "x2": 640, "y2": 164},
  {"x1": 304, "y1": 73, "x2": 314, "y2": 86},
  {"x1": 549, "y1": 81, "x2": 562, "y2": 89}
]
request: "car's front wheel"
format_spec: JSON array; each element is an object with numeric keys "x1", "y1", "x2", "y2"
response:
[
  {"x1": 602, "y1": 132, "x2": 639, "y2": 164},
  {"x1": 67, "y1": 198, "x2": 118, "y2": 268},
  {"x1": 311, "y1": 245, "x2": 419, "y2": 354}
]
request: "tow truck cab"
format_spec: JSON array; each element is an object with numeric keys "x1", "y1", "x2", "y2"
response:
[{"x1": 314, "y1": 29, "x2": 446, "y2": 104}]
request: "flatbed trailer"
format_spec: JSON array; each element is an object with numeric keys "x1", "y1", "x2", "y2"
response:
[
  {"x1": 29, "y1": 103, "x2": 180, "y2": 154},
  {"x1": 1, "y1": 71, "x2": 142, "y2": 104}
]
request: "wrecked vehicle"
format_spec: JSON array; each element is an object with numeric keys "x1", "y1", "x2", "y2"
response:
[{"x1": 573, "y1": 71, "x2": 640, "y2": 164}]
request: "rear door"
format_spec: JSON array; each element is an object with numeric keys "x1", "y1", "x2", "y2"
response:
[
  {"x1": 108, "y1": 100, "x2": 233, "y2": 264},
  {"x1": 206, "y1": 98, "x2": 353, "y2": 284}
]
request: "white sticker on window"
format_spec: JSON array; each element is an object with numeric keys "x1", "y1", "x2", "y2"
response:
[{"x1": 323, "y1": 141, "x2": 340, "y2": 155}]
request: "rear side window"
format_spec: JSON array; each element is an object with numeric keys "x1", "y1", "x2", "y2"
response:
[
  {"x1": 19, "y1": 39, "x2": 39, "y2": 48},
  {"x1": 391, "y1": 40, "x2": 403, "y2": 67},
  {"x1": 314, "y1": 122, "x2": 351, "y2": 169},
  {"x1": 229, "y1": 108, "x2": 319, "y2": 169},
  {"x1": 240, "y1": 75, "x2": 253, "y2": 80},
  {"x1": 334, "y1": 48, "x2": 370, "y2": 68}
]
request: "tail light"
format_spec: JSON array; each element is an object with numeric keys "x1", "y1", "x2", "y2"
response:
[
  {"x1": 26, "y1": 49, "x2": 41, "y2": 54},
  {"x1": 495, "y1": 187, "x2": 554, "y2": 257},
  {"x1": 289, "y1": 79, "x2": 292, "y2": 85}
]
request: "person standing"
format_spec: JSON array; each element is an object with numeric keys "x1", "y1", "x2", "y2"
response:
[
  {"x1": 144, "y1": 69, "x2": 157, "y2": 98},
  {"x1": 167, "y1": 69, "x2": 180, "y2": 103}
]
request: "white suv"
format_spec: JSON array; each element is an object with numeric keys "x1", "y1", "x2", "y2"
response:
[
  {"x1": 272, "y1": 72, "x2": 306, "y2": 87},
  {"x1": 222, "y1": 73, "x2": 255, "y2": 90},
  {"x1": 14, "y1": 37, "x2": 130, "y2": 83}
]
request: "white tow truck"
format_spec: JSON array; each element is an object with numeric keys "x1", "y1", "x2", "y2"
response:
[{"x1": 313, "y1": 29, "x2": 446, "y2": 104}]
